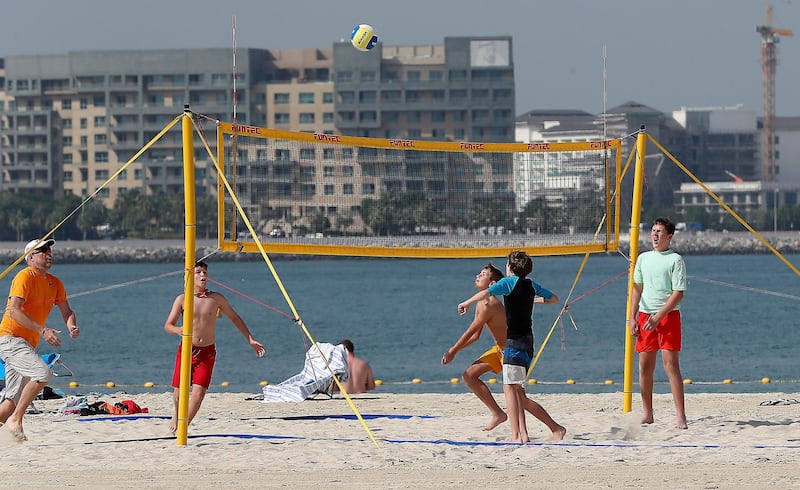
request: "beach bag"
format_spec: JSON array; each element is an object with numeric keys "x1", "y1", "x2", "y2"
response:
[{"x1": 115, "y1": 399, "x2": 148, "y2": 414}]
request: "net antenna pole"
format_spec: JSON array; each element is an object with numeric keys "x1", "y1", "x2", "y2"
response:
[
  {"x1": 230, "y1": 15, "x2": 239, "y2": 241},
  {"x1": 232, "y1": 15, "x2": 238, "y2": 126}
]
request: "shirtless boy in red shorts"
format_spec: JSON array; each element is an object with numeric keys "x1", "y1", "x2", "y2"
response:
[{"x1": 165, "y1": 261, "x2": 265, "y2": 434}]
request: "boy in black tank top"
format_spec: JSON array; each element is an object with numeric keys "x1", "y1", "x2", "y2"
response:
[{"x1": 458, "y1": 250, "x2": 565, "y2": 443}]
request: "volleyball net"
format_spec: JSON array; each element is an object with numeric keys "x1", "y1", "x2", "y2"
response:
[{"x1": 216, "y1": 121, "x2": 622, "y2": 258}]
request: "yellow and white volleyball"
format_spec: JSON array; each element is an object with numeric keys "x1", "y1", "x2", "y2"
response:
[{"x1": 350, "y1": 24, "x2": 379, "y2": 51}]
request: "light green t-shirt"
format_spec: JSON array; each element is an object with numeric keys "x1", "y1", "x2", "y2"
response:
[{"x1": 633, "y1": 249, "x2": 687, "y2": 313}]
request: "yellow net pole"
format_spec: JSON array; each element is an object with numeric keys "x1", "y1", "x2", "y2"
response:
[
  {"x1": 623, "y1": 126, "x2": 648, "y2": 413},
  {"x1": 177, "y1": 106, "x2": 198, "y2": 445}
]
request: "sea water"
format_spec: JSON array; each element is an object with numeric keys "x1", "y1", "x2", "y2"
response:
[{"x1": 4, "y1": 253, "x2": 799, "y2": 395}]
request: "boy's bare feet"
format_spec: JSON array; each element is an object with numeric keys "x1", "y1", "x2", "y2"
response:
[
  {"x1": 641, "y1": 410, "x2": 654, "y2": 424},
  {"x1": 482, "y1": 412, "x2": 507, "y2": 431},
  {"x1": 169, "y1": 417, "x2": 177, "y2": 435},
  {"x1": 676, "y1": 417, "x2": 688, "y2": 429},
  {"x1": 552, "y1": 425, "x2": 567, "y2": 441}
]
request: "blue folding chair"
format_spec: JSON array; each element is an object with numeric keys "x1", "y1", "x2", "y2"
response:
[{"x1": 0, "y1": 352, "x2": 74, "y2": 381}]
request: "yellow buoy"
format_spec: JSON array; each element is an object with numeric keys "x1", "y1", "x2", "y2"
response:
[
  {"x1": 69, "y1": 381, "x2": 79, "y2": 388},
  {"x1": 722, "y1": 379, "x2": 732, "y2": 384},
  {"x1": 604, "y1": 379, "x2": 614, "y2": 385},
  {"x1": 411, "y1": 378, "x2": 422, "y2": 384},
  {"x1": 259, "y1": 380, "x2": 269, "y2": 387},
  {"x1": 450, "y1": 377, "x2": 460, "y2": 384},
  {"x1": 566, "y1": 379, "x2": 576, "y2": 385},
  {"x1": 683, "y1": 379, "x2": 692, "y2": 385},
  {"x1": 762, "y1": 377, "x2": 771, "y2": 384},
  {"x1": 144, "y1": 381, "x2": 154, "y2": 388},
  {"x1": 488, "y1": 378, "x2": 498, "y2": 384},
  {"x1": 221, "y1": 381, "x2": 230, "y2": 387},
  {"x1": 375, "y1": 379, "x2": 383, "y2": 386},
  {"x1": 106, "y1": 381, "x2": 115, "y2": 388},
  {"x1": 527, "y1": 378, "x2": 537, "y2": 385}
]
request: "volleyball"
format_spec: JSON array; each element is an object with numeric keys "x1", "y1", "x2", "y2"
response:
[{"x1": 350, "y1": 24, "x2": 378, "y2": 51}]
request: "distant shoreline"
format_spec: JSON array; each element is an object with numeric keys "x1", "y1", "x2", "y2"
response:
[{"x1": 0, "y1": 232, "x2": 798, "y2": 264}]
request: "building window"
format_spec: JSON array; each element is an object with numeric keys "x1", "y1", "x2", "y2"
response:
[
  {"x1": 362, "y1": 183, "x2": 375, "y2": 195},
  {"x1": 323, "y1": 112, "x2": 334, "y2": 123},
  {"x1": 360, "y1": 111, "x2": 377, "y2": 122},
  {"x1": 298, "y1": 92, "x2": 315, "y2": 104},
  {"x1": 274, "y1": 113, "x2": 290, "y2": 124},
  {"x1": 324, "y1": 184, "x2": 335, "y2": 195},
  {"x1": 359, "y1": 91, "x2": 377, "y2": 103},
  {"x1": 407, "y1": 71, "x2": 421, "y2": 82},
  {"x1": 300, "y1": 149, "x2": 316, "y2": 161},
  {"x1": 299, "y1": 113, "x2": 315, "y2": 124},
  {"x1": 343, "y1": 183, "x2": 354, "y2": 195},
  {"x1": 95, "y1": 151, "x2": 109, "y2": 163},
  {"x1": 338, "y1": 91, "x2": 355, "y2": 104},
  {"x1": 274, "y1": 93, "x2": 289, "y2": 104},
  {"x1": 383, "y1": 71, "x2": 399, "y2": 82},
  {"x1": 64, "y1": 171, "x2": 73, "y2": 182},
  {"x1": 342, "y1": 166, "x2": 354, "y2": 177},
  {"x1": 337, "y1": 71, "x2": 353, "y2": 83},
  {"x1": 406, "y1": 90, "x2": 420, "y2": 102},
  {"x1": 408, "y1": 129, "x2": 422, "y2": 138},
  {"x1": 382, "y1": 90, "x2": 401, "y2": 103},
  {"x1": 95, "y1": 169, "x2": 110, "y2": 180},
  {"x1": 94, "y1": 134, "x2": 107, "y2": 145},
  {"x1": 432, "y1": 111, "x2": 446, "y2": 122},
  {"x1": 61, "y1": 99, "x2": 71, "y2": 110},
  {"x1": 360, "y1": 71, "x2": 376, "y2": 82},
  {"x1": 323, "y1": 149, "x2": 335, "y2": 160},
  {"x1": 449, "y1": 70, "x2": 467, "y2": 81},
  {"x1": 323, "y1": 92, "x2": 334, "y2": 103},
  {"x1": 407, "y1": 111, "x2": 421, "y2": 123}
]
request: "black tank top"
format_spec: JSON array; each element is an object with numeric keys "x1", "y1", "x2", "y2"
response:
[{"x1": 504, "y1": 277, "x2": 534, "y2": 340}]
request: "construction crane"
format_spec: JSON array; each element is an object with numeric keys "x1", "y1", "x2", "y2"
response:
[{"x1": 756, "y1": 4, "x2": 793, "y2": 182}]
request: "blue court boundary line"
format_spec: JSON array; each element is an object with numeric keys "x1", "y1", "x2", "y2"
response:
[
  {"x1": 29, "y1": 432, "x2": 800, "y2": 449},
  {"x1": 80, "y1": 435, "x2": 800, "y2": 449},
  {"x1": 61, "y1": 413, "x2": 435, "y2": 423}
]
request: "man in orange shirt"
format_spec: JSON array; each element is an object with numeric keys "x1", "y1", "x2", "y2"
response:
[{"x1": 0, "y1": 238, "x2": 81, "y2": 442}]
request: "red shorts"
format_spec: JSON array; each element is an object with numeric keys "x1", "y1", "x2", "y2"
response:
[
  {"x1": 635, "y1": 310, "x2": 682, "y2": 353},
  {"x1": 172, "y1": 344, "x2": 217, "y2": 388}
]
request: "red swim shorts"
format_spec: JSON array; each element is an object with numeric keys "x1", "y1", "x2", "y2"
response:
[
  {"x1": 635, "y1": 310, "x2": 682, "y2": 353},
  {"x1": 172, "y1": 344, "x2": 217, "y2": 389}
]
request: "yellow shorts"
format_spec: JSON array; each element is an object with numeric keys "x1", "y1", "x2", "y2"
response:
[{"x1": 476, "y1": 345, "x2": 503, "y2": 374}]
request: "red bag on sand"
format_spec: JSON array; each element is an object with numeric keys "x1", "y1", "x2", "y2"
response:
[{"x1": 118, "y1": 399, "x2": 148, "y2": 414}]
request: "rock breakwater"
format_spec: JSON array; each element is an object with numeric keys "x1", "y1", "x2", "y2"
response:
[{"x1": 0, "y1": 232, "x2": 798, "y2": 265}]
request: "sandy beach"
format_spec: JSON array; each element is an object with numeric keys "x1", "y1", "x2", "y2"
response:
[{"x1": 1, "y1": 390, "x2": 799, "y2": 488}]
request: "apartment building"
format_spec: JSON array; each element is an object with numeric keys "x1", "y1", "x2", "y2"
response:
[{"x1": 1, "y1": 37, "x2": 516, "y2": 236}]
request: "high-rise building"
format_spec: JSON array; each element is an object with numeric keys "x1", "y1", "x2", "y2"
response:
[{"x1": 0, "y1": 36, "x2": 516, "y2": 219}]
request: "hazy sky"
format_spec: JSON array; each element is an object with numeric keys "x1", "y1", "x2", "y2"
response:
[{"x1": 1, "y1": 0, "x2": 797, "y2": 116}]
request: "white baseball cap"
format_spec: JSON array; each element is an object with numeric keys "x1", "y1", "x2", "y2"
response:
[{"x1": 24, "y1": 238, "x2": 56, "y2": 255}]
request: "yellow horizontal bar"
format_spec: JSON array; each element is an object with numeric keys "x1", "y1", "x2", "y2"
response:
[
  {"x1": 218, "y1": 122, "x2": 621, "y2": 154},
  {"x1": 219, "y1": 239, "x2": 614, "y2": 258}
]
